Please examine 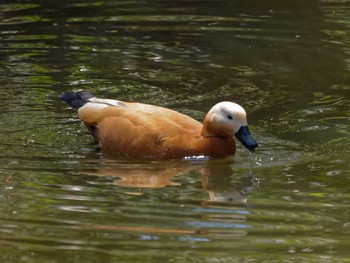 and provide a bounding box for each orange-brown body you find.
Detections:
[78,102,235,158]
[62,91,258,159]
